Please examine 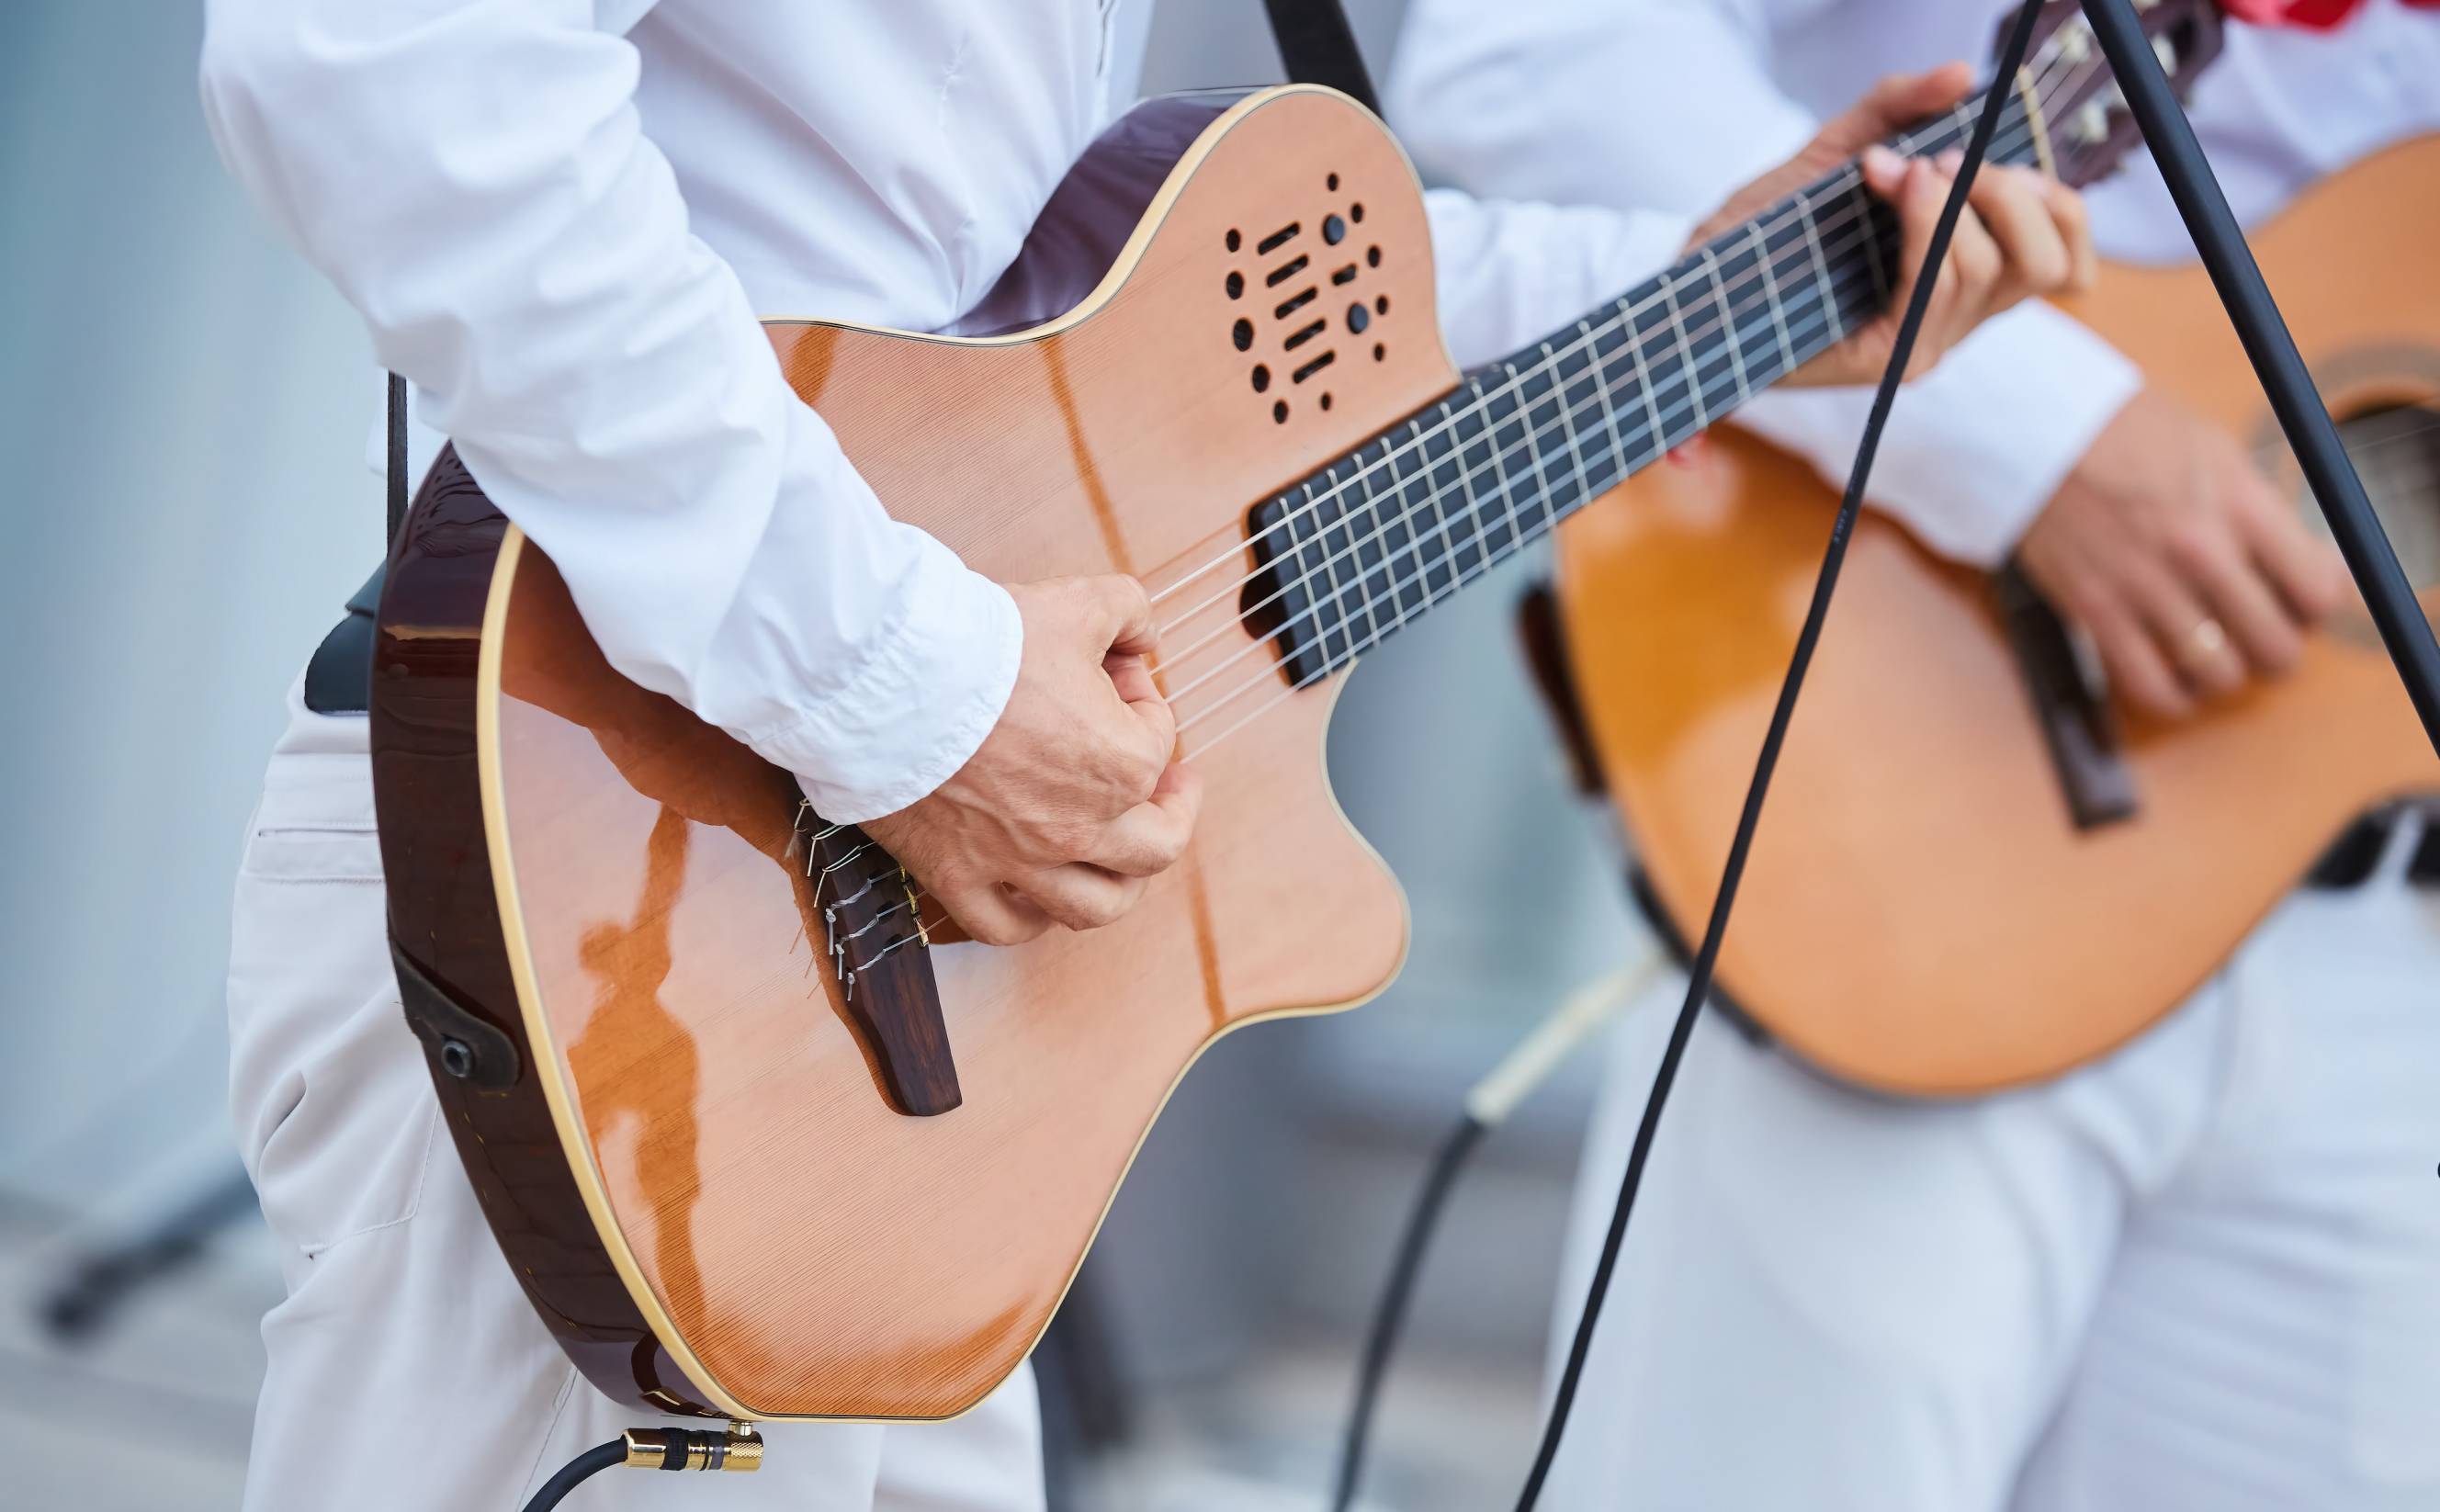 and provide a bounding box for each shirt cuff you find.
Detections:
[1733,300,2144,565]
[755,549,1023,825]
